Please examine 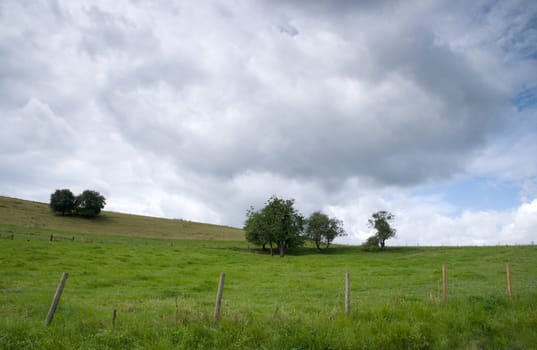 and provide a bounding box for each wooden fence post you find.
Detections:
[45,272,68,326]
[214,272,225,321]
[442,264,447,302]
[345,272,350,315]
[174,296,179,324]
[506,263,513,298]
[112,309,117,329]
